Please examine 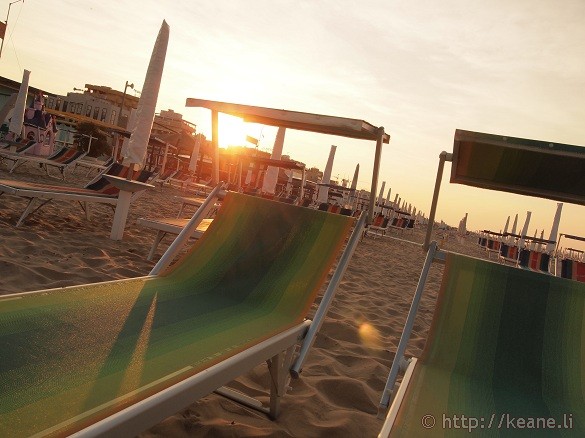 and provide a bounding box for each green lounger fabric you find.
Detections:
[452,130,585,205]
[391,253,585,437]
[0,192,354,437]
